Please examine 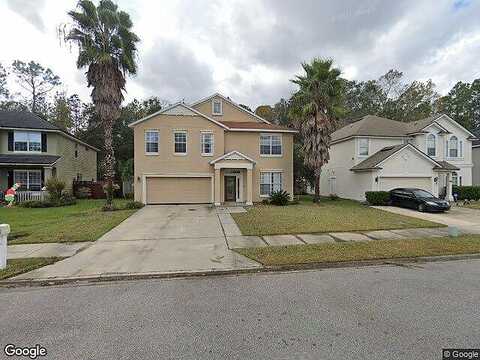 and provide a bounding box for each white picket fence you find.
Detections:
[0,191,48,203]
